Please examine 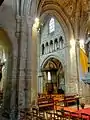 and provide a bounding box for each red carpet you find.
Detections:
[76,108,90,115]
[75,108,90,120]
